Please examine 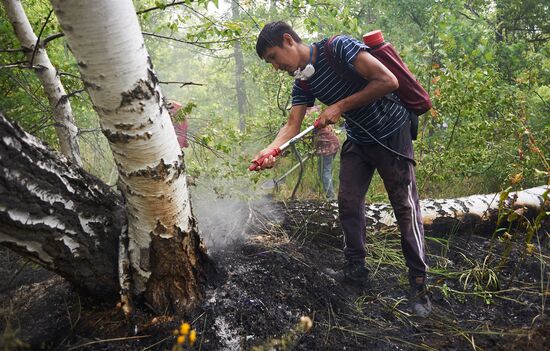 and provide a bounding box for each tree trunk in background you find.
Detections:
[50,0,207,313]
[0,113,122,300]
[232,0,248,132]
[365,186,548,234]
[2,0,82,167]
[270,0,277,16]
